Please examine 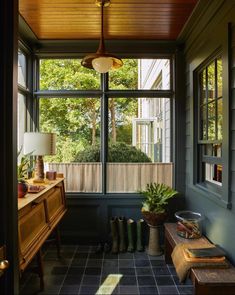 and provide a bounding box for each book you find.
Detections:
[28,185,45,193]
[186,246,226,258]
